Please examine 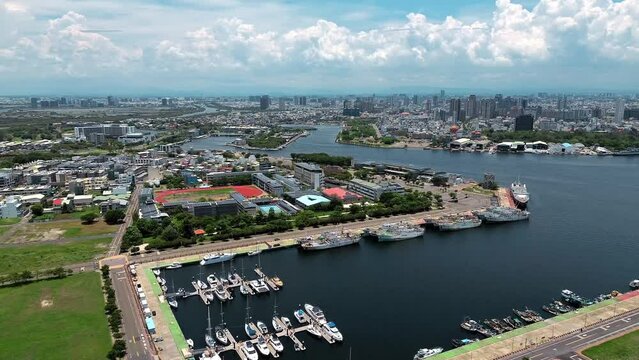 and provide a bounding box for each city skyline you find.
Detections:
[1,0,639,95]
